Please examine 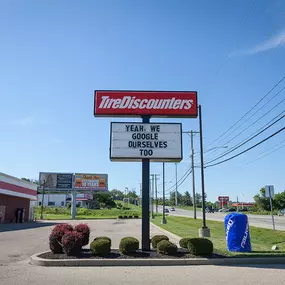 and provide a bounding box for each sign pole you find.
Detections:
[161,162,167,224]
[198,105,210,237]
[40,181,45,220]
[190,131,197,219]
[269,187,275,231]
[141,115,150,251]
